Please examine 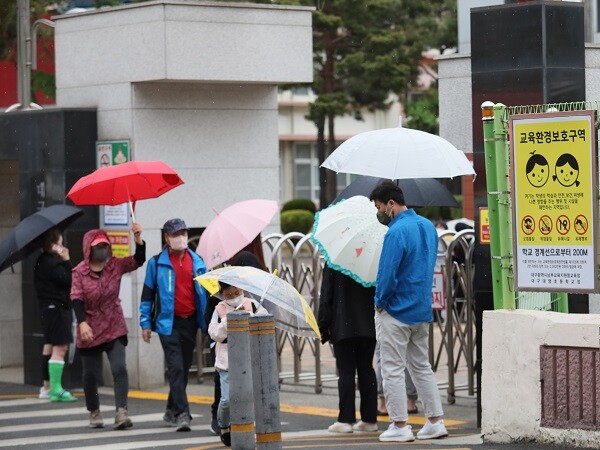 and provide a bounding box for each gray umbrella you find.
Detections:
[334,176,461,208]
[0,204,83,273]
